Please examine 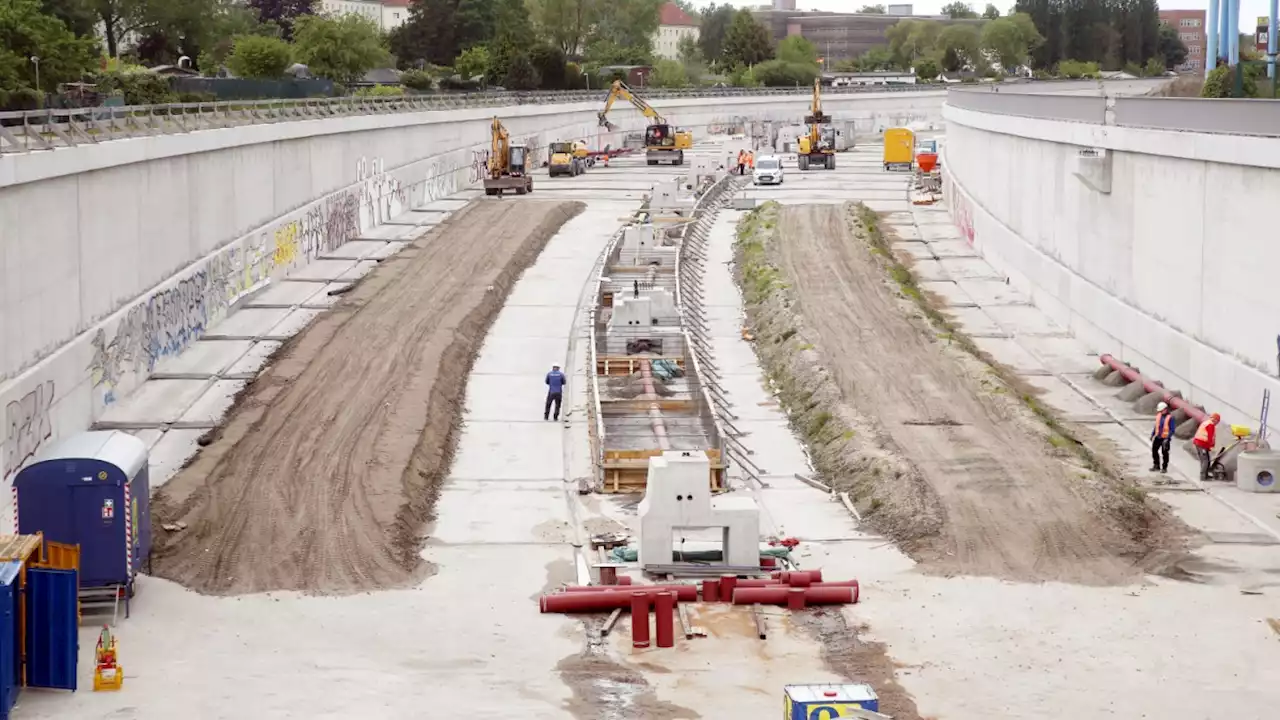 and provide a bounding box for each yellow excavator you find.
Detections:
[598,80,692,166]
[796,78,836,171]
[483,117,533,196]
